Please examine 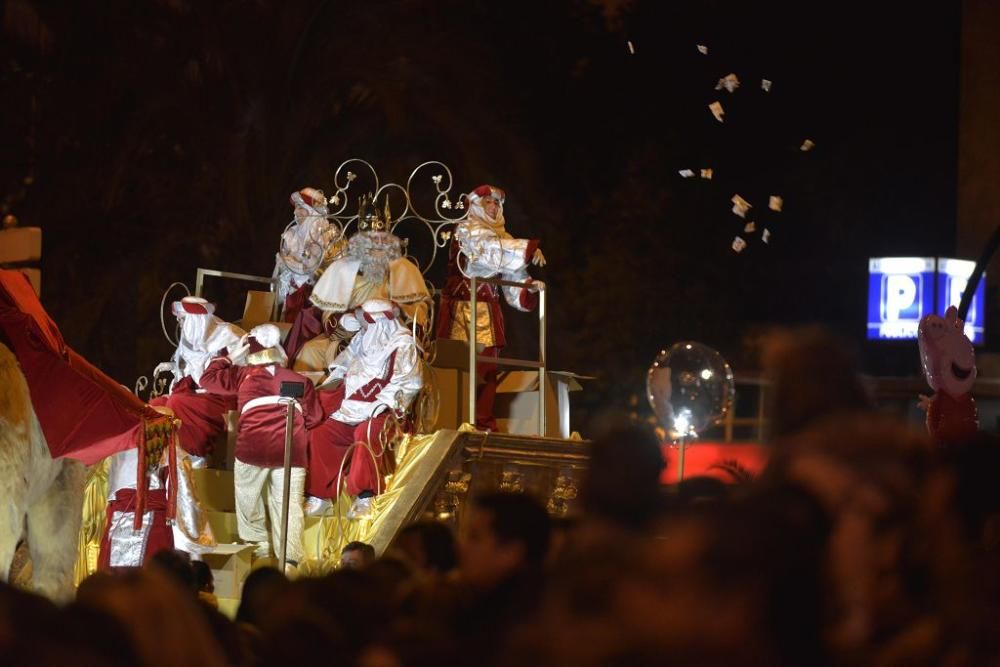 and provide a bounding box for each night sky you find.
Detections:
[0,1,962,423]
